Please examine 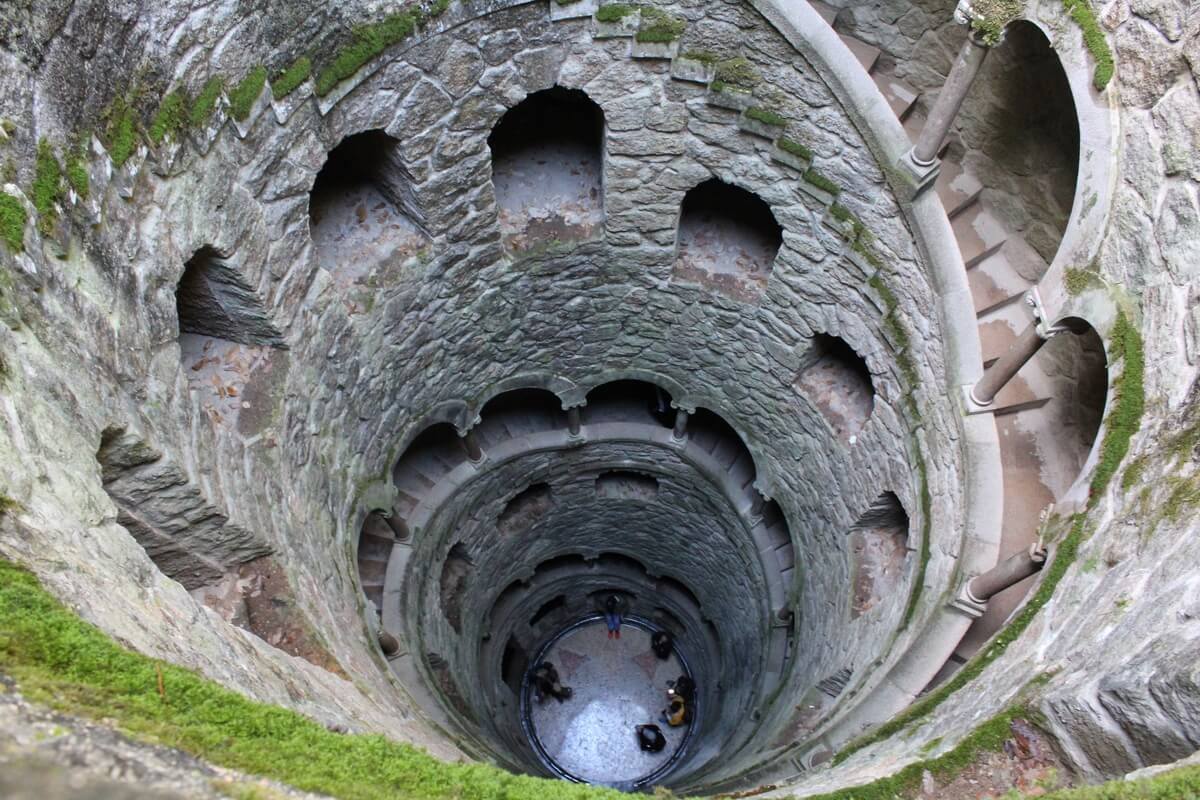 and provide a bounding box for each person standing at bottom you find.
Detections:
[635,724,666,753]
[602,593,627,639]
